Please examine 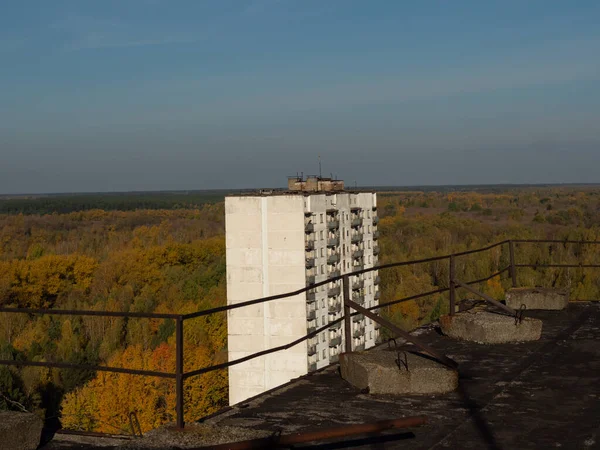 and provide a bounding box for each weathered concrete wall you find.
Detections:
[506,287,569,310]
[226,195,308,405]
[0,412,43,450]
